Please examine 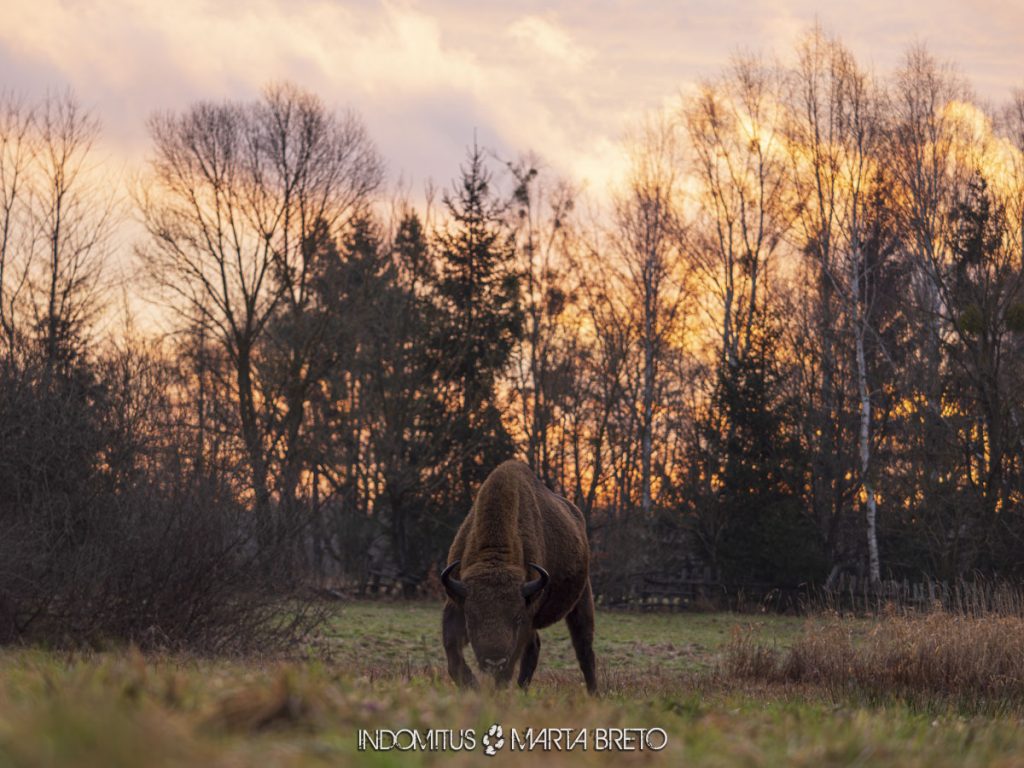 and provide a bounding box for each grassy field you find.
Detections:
[324,601,804,675]
[1,602,1024,767]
